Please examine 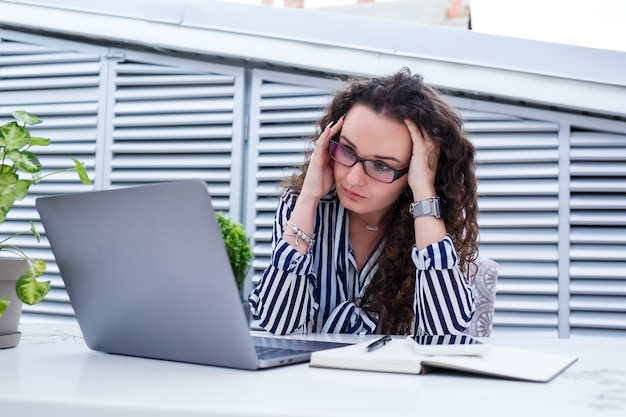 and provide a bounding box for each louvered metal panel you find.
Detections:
[0,32,100,319]
[569,130,626,335]
[106,51,245,214]
[465,108,561,336]
[245,70,337,298]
